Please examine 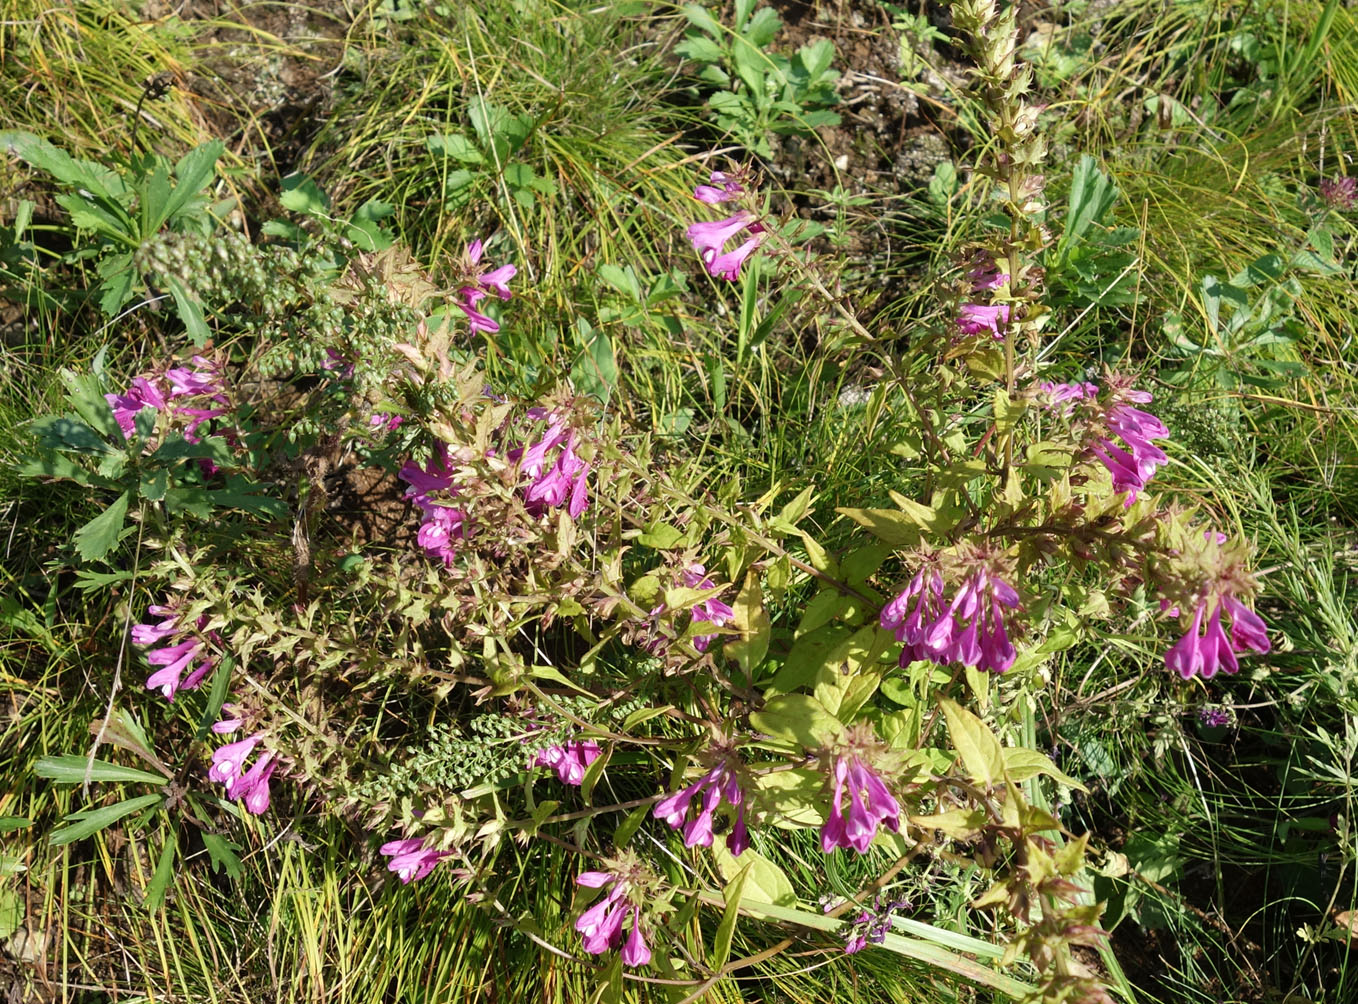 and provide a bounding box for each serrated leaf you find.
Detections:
[279,173,330,215]
[161,141,224,227]
[30,415,114,454]
[201,831,243,878]
[73,491,129,563]
[49,793,162,846]
[636,521,684,549]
